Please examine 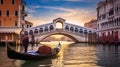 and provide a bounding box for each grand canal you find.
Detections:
[0,42,120,67]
